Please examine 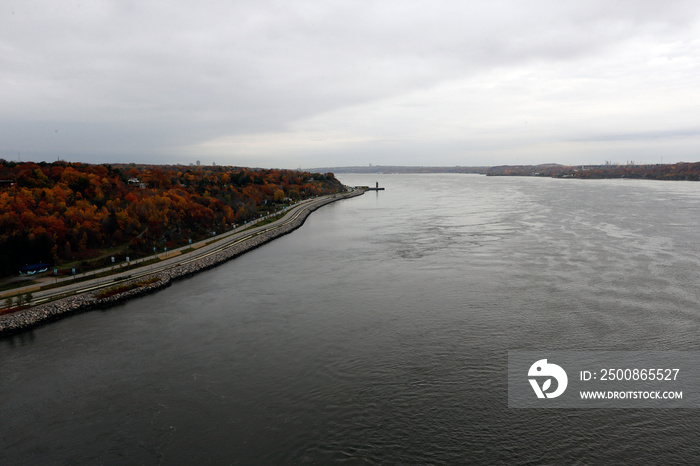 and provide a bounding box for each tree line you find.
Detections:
[486,162,700,180]
[0,161,343,277]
